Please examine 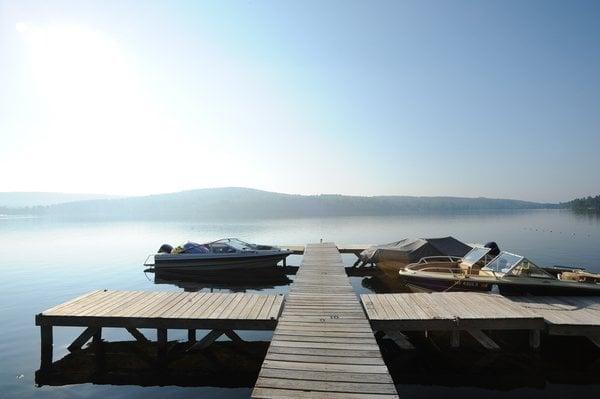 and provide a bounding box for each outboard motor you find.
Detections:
[158,244,173,254]
[484,241,500,257]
